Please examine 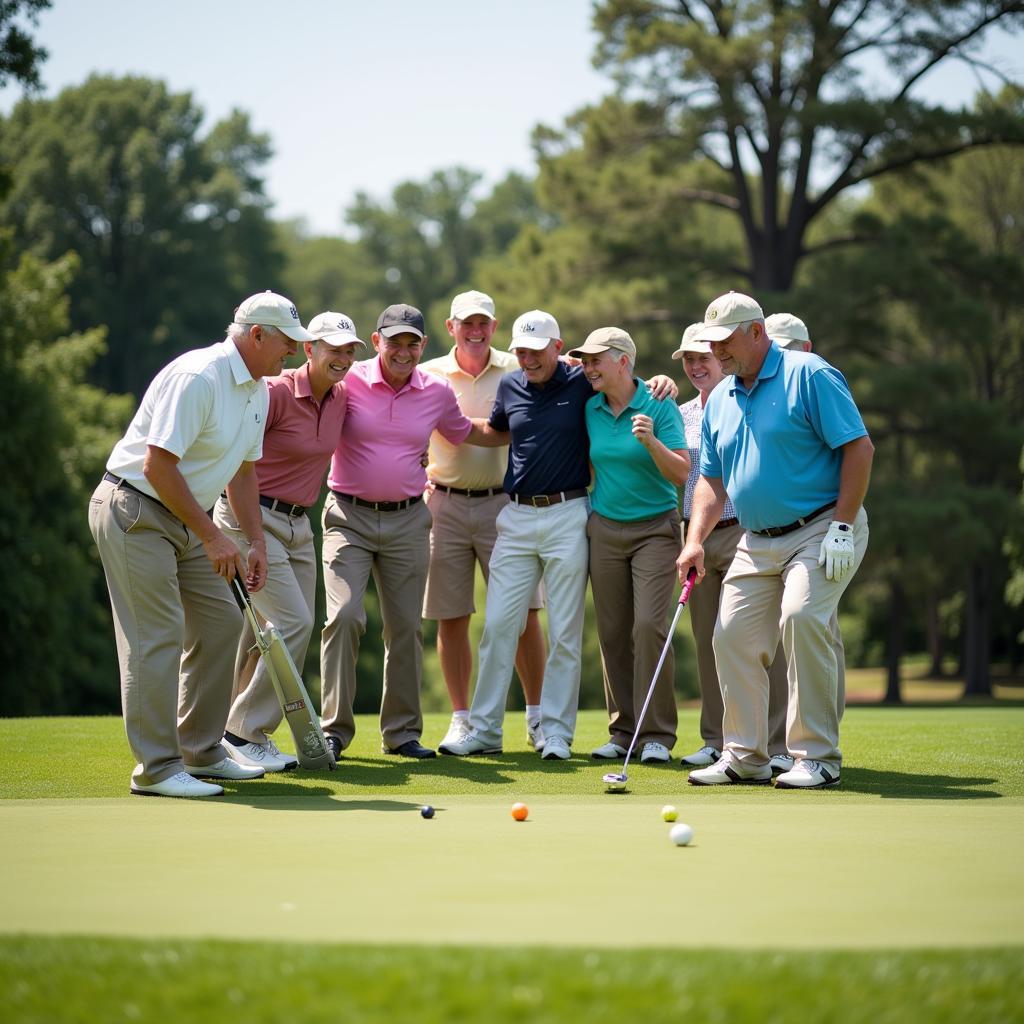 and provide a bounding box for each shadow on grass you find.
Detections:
[841,766,1001,800]
[225,794,427,812]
